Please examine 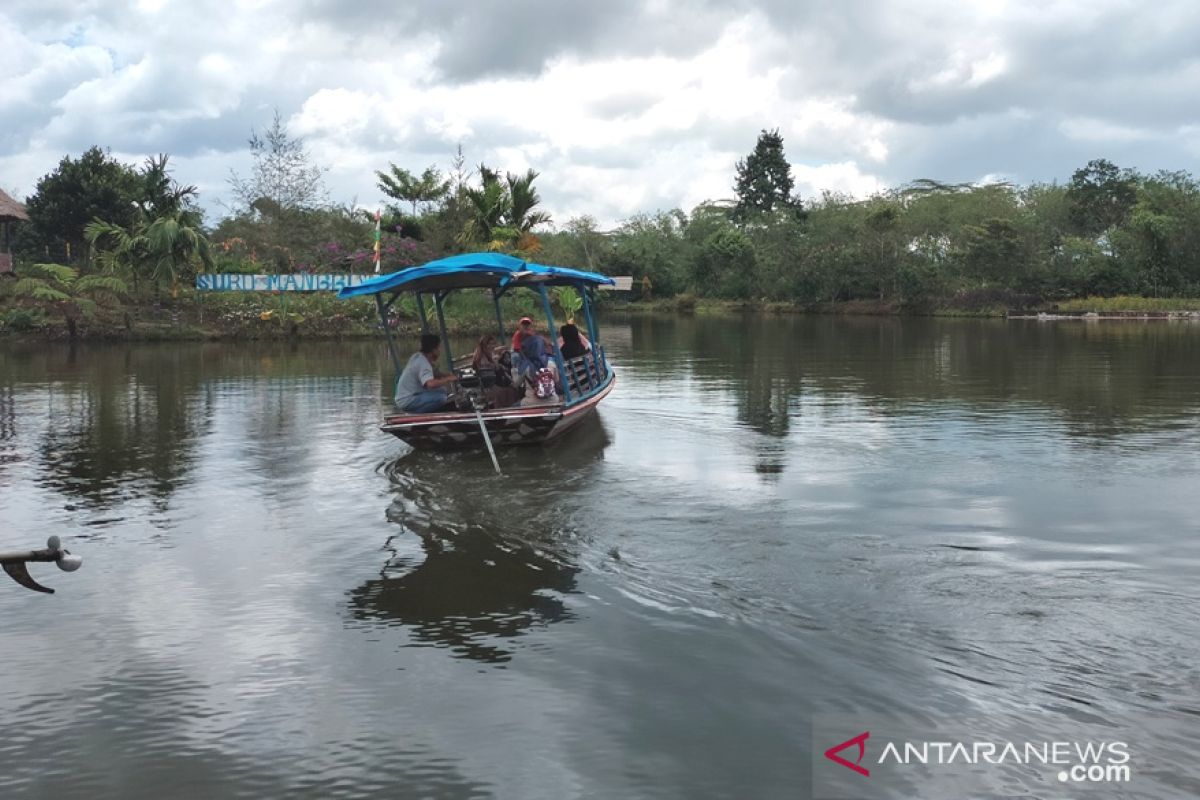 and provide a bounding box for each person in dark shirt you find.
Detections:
[559,323,588,360]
